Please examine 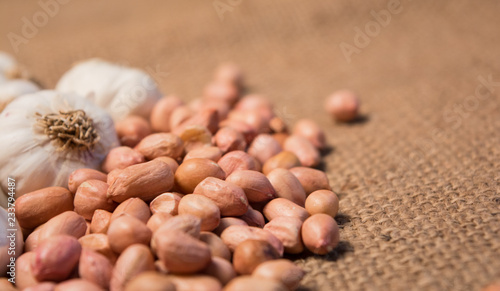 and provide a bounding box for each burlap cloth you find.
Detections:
[1,0,499,290]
